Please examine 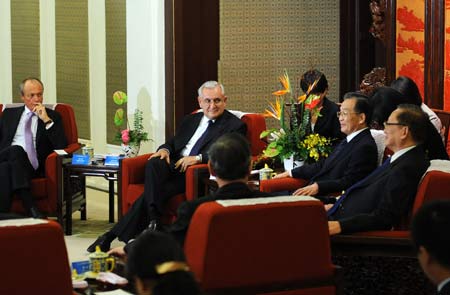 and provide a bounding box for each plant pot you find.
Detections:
[283,155,305,171]
[121,143,140,158]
